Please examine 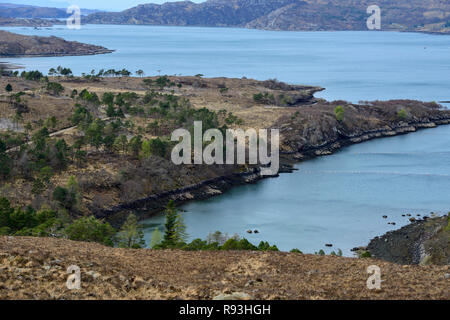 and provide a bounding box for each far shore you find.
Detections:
[0,62,23,70]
